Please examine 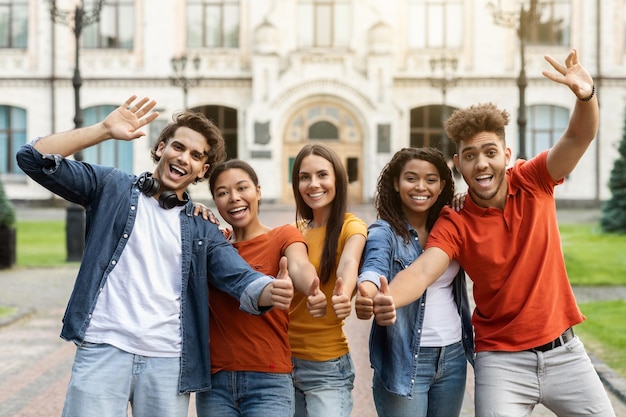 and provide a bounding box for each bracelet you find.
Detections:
[579,85,595,102]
